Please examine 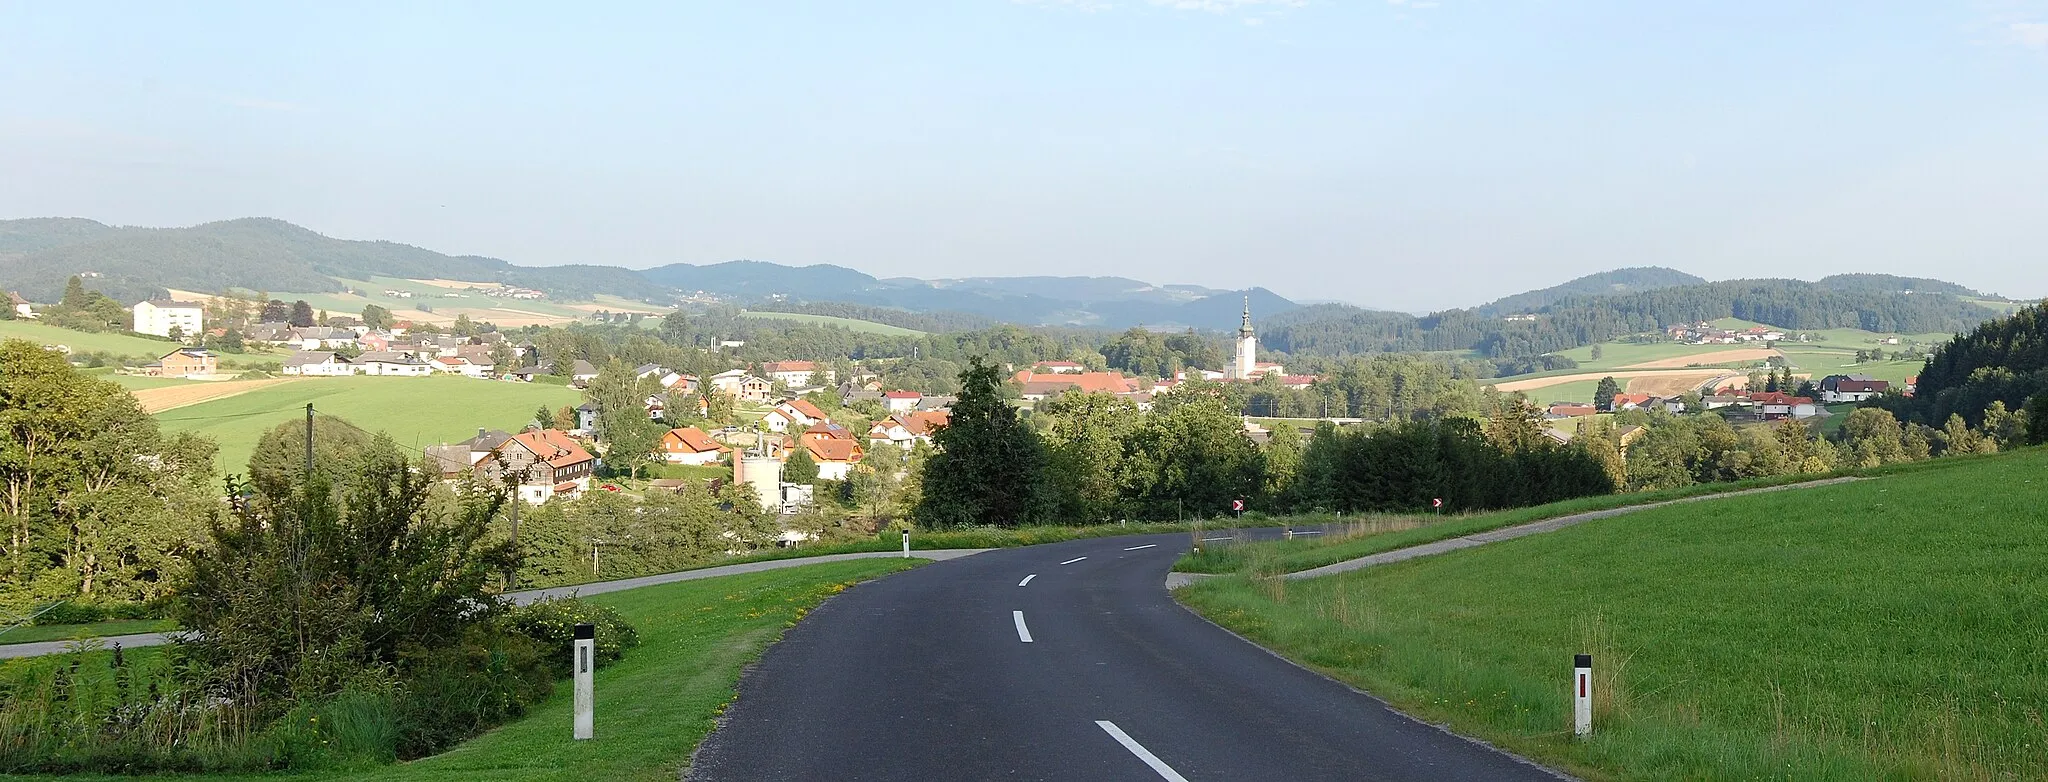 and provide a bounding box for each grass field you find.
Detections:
[0,558,924,781]
[1177,449,2048,780]
[155,375,582,475]
[1549,340,1762,369]
[736,310,924,336]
